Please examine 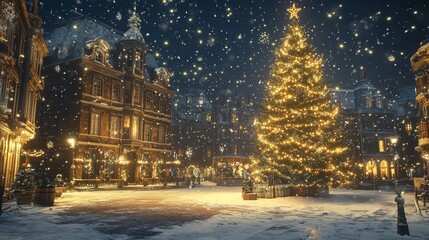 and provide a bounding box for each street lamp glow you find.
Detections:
[67,138,76,148]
